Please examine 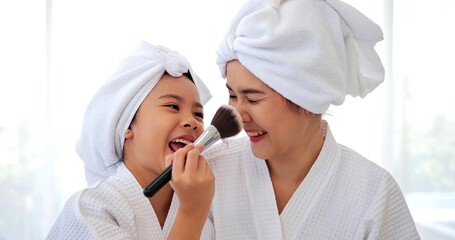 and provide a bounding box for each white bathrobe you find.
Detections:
[46,163,214,240]
[204,128,420,239]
